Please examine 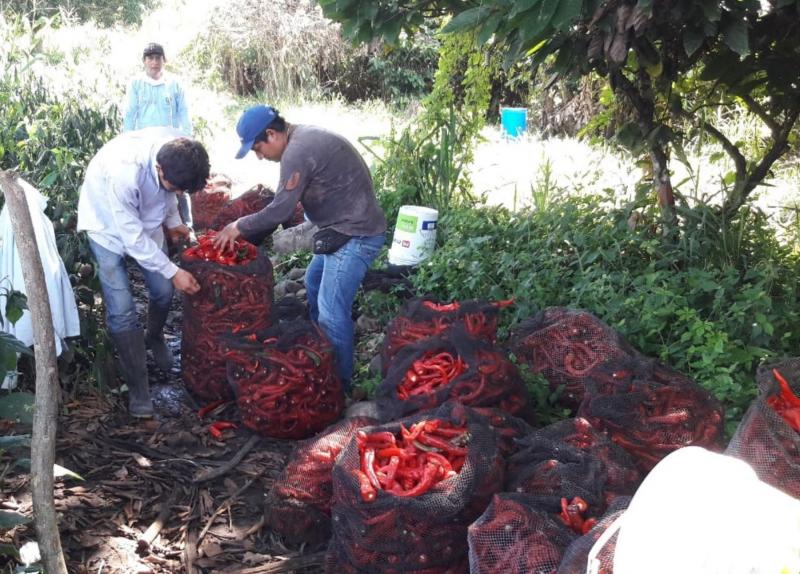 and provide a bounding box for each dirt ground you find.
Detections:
[0,268,359,574]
